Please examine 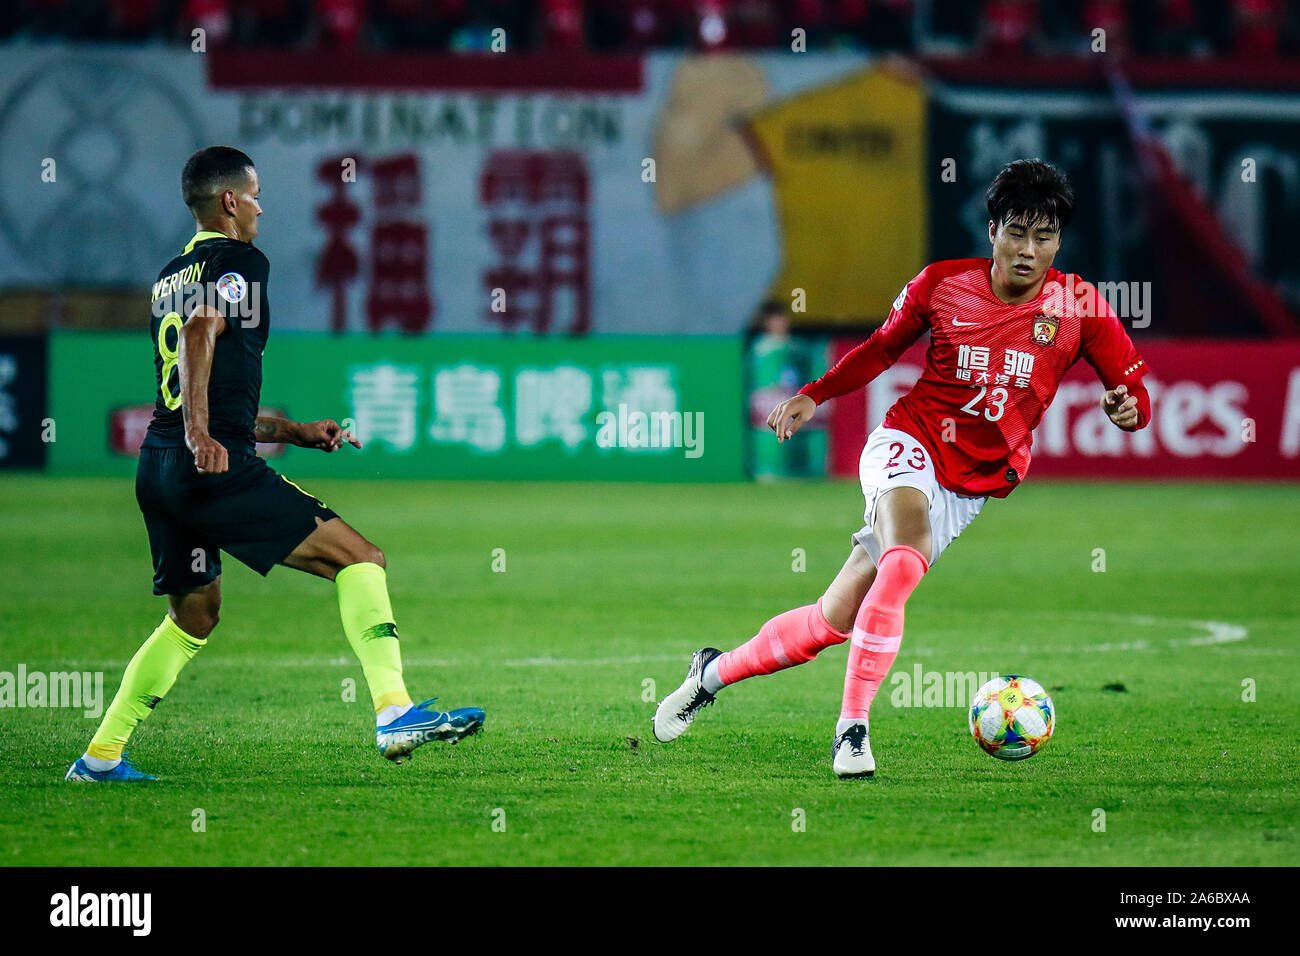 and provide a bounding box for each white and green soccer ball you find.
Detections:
[968,675,1055,761]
